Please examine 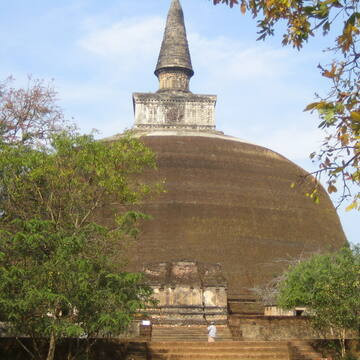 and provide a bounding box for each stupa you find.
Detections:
[108,0,346,306]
